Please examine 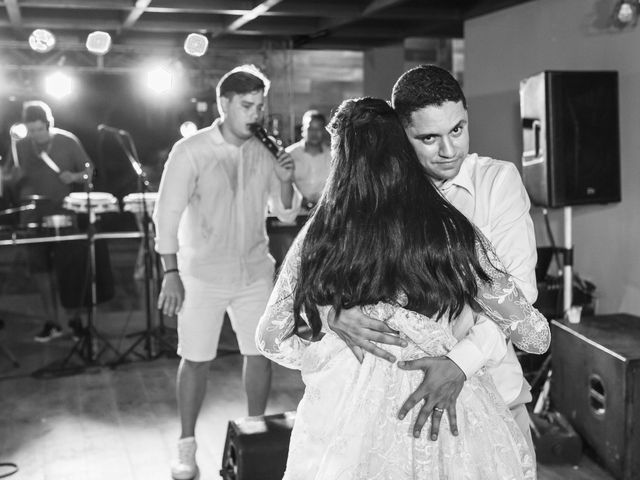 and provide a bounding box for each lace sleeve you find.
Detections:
[474,233,551,354]
[255,224,311,369]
